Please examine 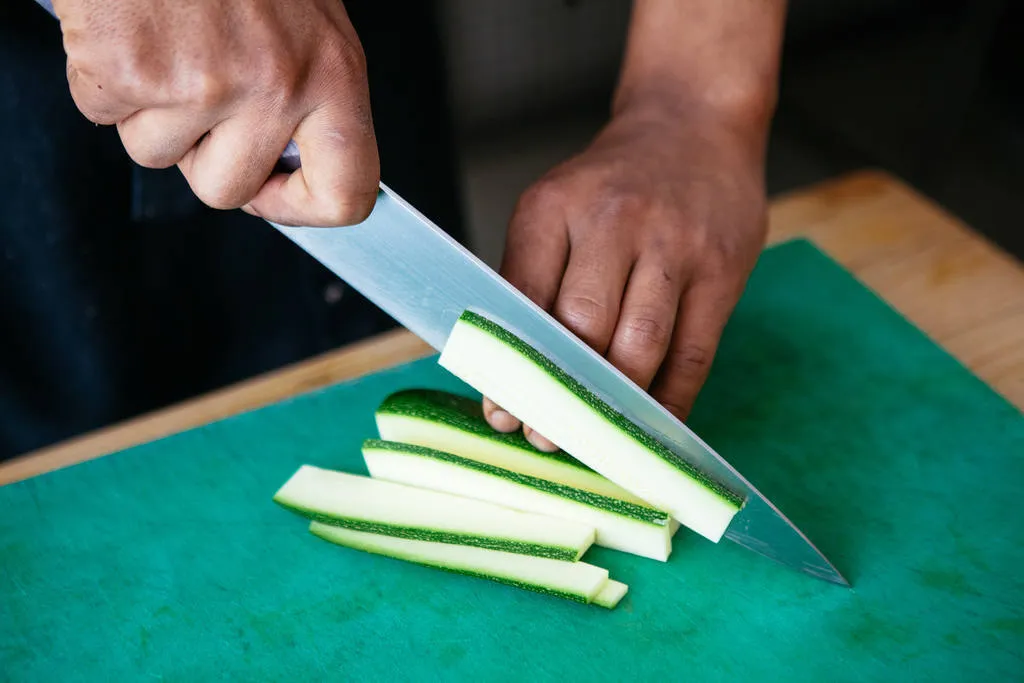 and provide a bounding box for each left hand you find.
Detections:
[483,103,768,450]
